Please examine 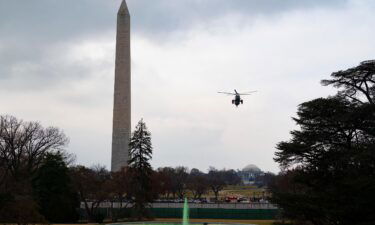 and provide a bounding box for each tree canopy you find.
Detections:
[0,115,71,223]
[33,152,79,223]
[272,60,375,225]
